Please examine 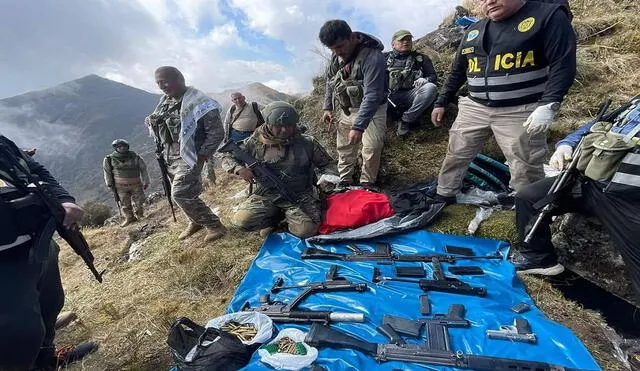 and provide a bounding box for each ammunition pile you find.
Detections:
[221,321,257,342]
[261,337,308,355]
